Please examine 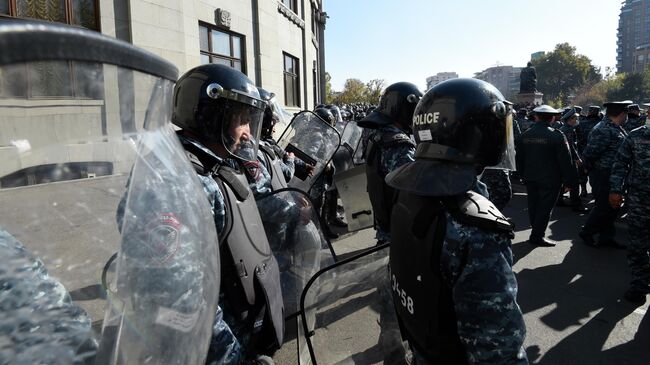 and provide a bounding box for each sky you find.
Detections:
[324,0,622,91]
